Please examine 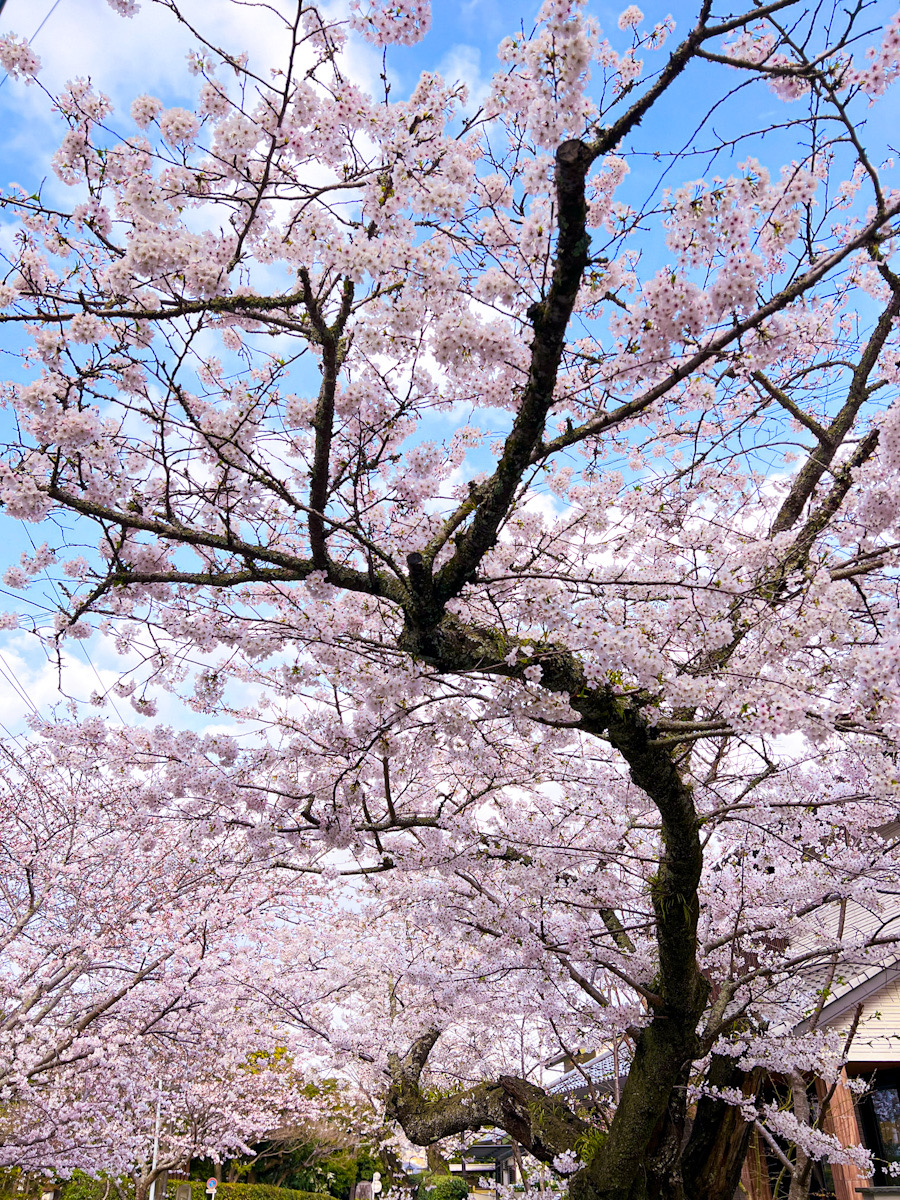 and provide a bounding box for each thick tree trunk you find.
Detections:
[425,1146,450,1174]
[386,637,713,1200]
[387,1023,759,1200]
[787,1070,812,1200]
[387,75,737,1200]
[680,1057,762,1200]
